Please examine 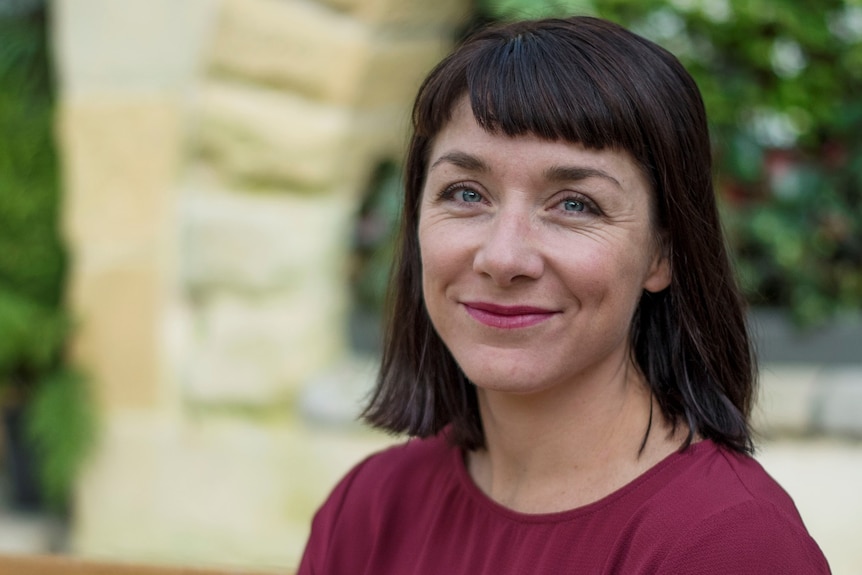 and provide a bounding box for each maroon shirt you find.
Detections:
[299,434,830,574]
